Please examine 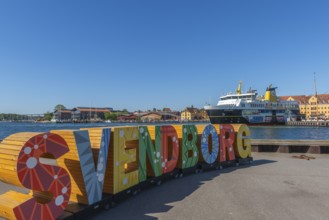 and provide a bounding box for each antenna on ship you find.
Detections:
[236,80,242,95]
